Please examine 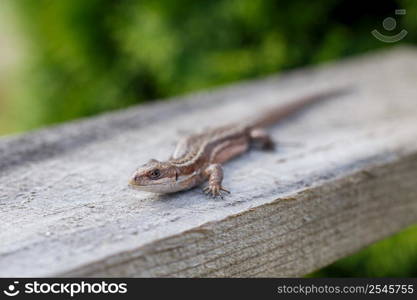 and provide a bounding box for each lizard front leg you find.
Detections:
[203,164,230,198]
